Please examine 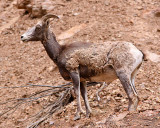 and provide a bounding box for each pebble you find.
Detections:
[115,97,121,100]
[145,50,160,63]
[155,97,160,103]
[107,95,111,101]
[137,6,143,10]
[140,84,145,89]
[140,110,158,117]
[112,89,121,95]
[91,101,98,107]
[46,80,51,84]
[154,10,160,17]
[142,95,149,100]
[48,66,55,72]
[49,121,54,125]
[73,13,79,16]
[121,99,126,102]
[105,1,109,6]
